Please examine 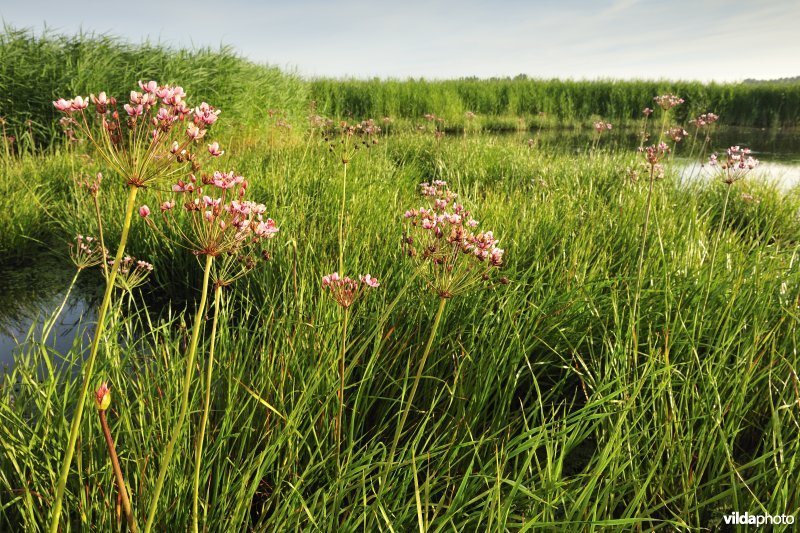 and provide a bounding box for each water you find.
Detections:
[522,125,800,187]
[0,257,98,371]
